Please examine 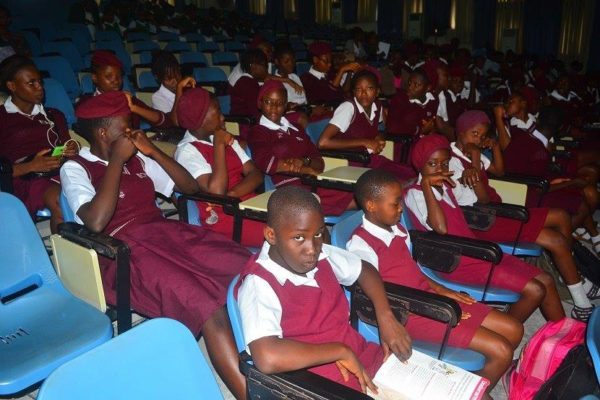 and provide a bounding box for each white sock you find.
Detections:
[568,282,593,308]
[582,277,595,293]
[592,234,600,244]
[574,228,591,240]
